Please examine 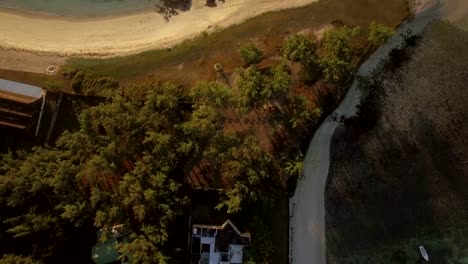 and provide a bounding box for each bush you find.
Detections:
[62,66,79,79]
[239,42,264,66]
[320,26,360,84]
[71,71,85,93]
[322,26,360,61]
[282,34,317,63]
[71,71,119,96]
[45,78,63,92]
[368,22,395,47]
[81,77,119,96]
